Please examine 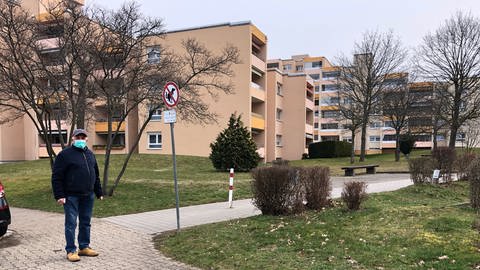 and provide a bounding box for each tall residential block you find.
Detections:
[141,22,268,159]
